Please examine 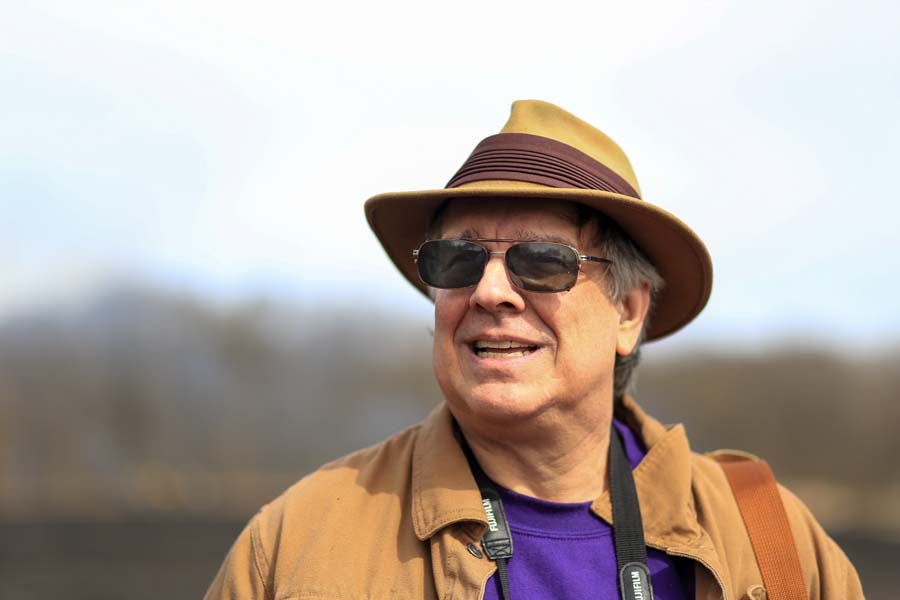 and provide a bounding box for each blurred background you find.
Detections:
[1,1,898,598]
